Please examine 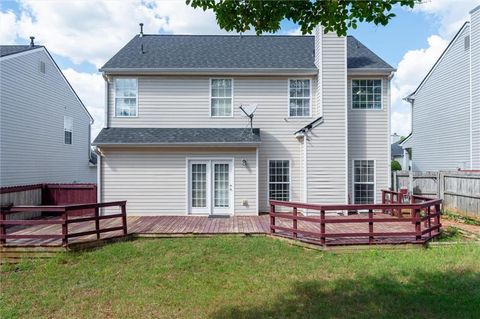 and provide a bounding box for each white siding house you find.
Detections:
[94,27,394,216]
[0,44,95,187]
[402,6,480,171]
